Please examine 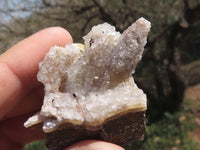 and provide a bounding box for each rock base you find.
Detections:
[46,111,145,150]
